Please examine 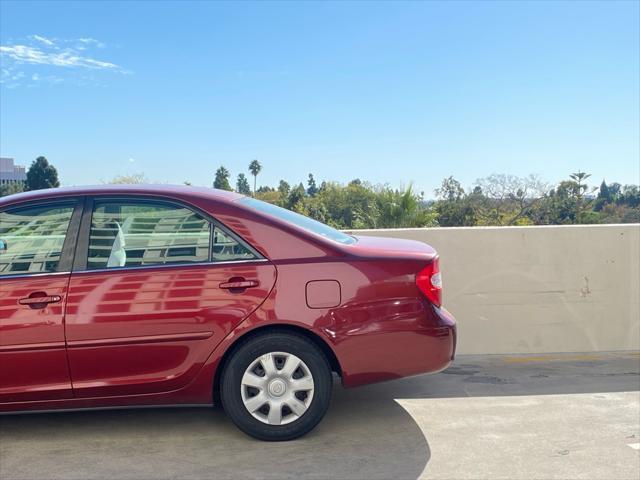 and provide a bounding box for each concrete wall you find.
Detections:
[351,224,640,355]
